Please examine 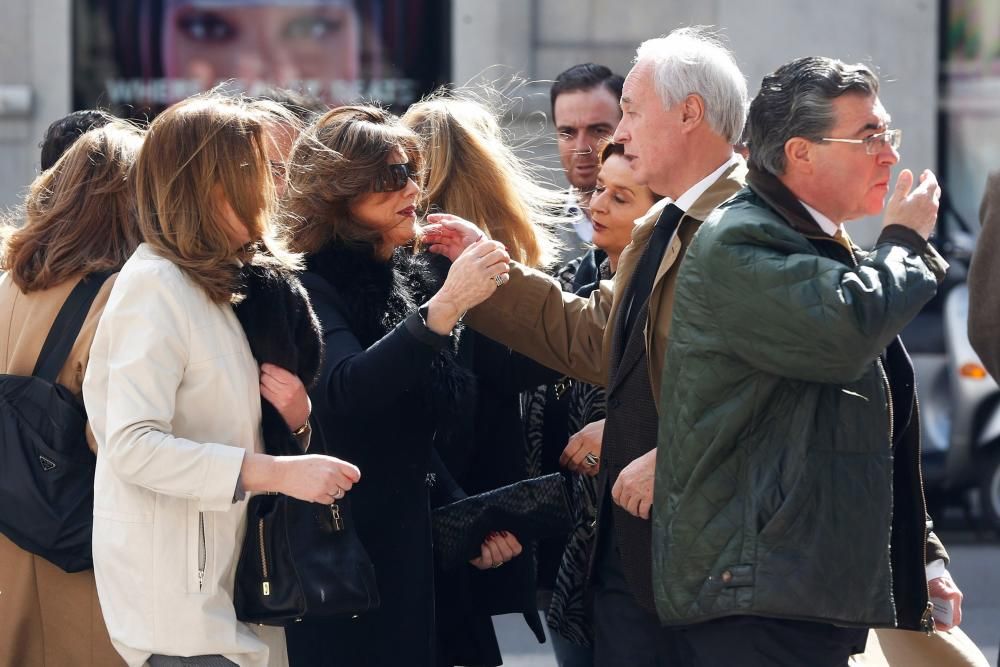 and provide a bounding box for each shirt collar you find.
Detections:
[670,153,740,213]
[798,200,844,237]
